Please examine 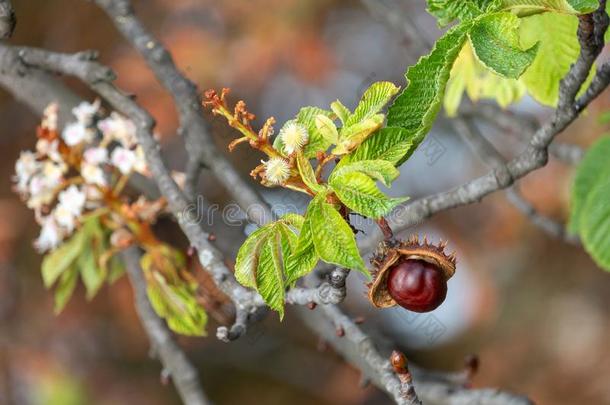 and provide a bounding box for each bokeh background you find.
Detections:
[1,0,610,404]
